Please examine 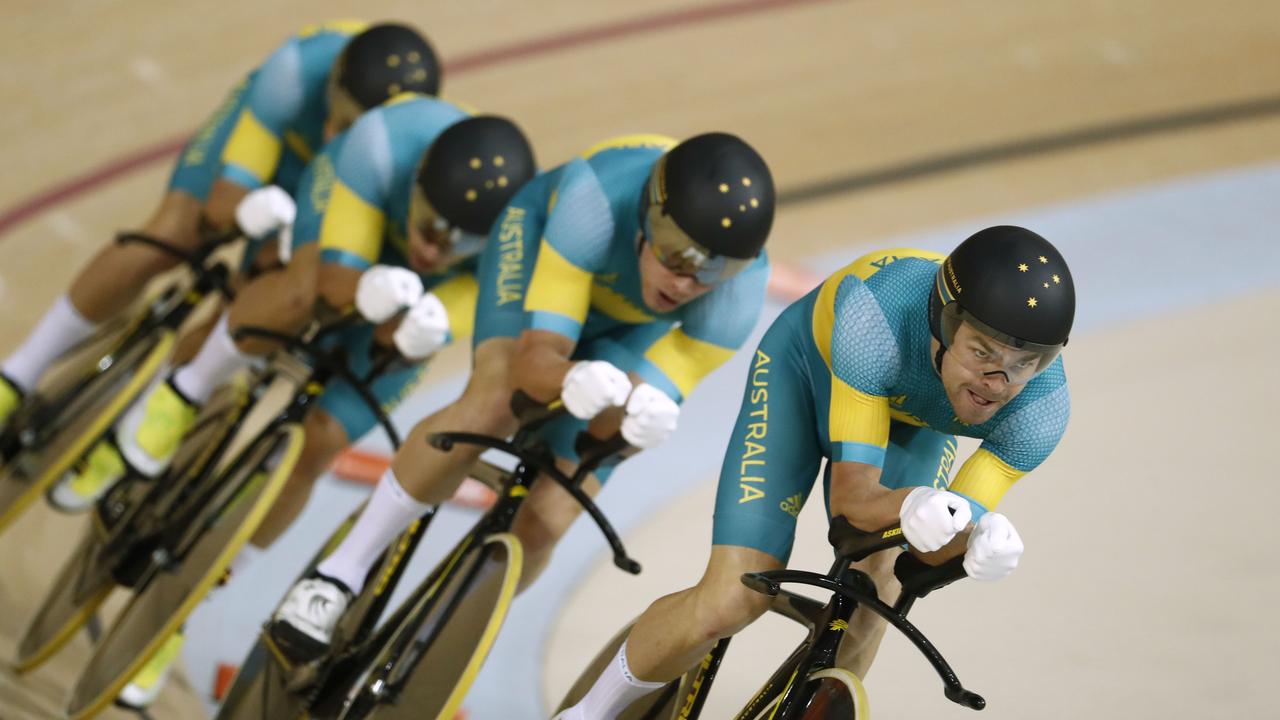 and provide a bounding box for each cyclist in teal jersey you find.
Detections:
[269,132,779,660]
[0,21,440,430]
[560,226,1075,719]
